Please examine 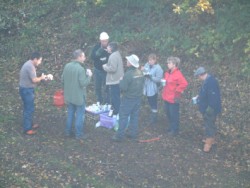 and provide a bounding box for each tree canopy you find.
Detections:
[0,0,249,74]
